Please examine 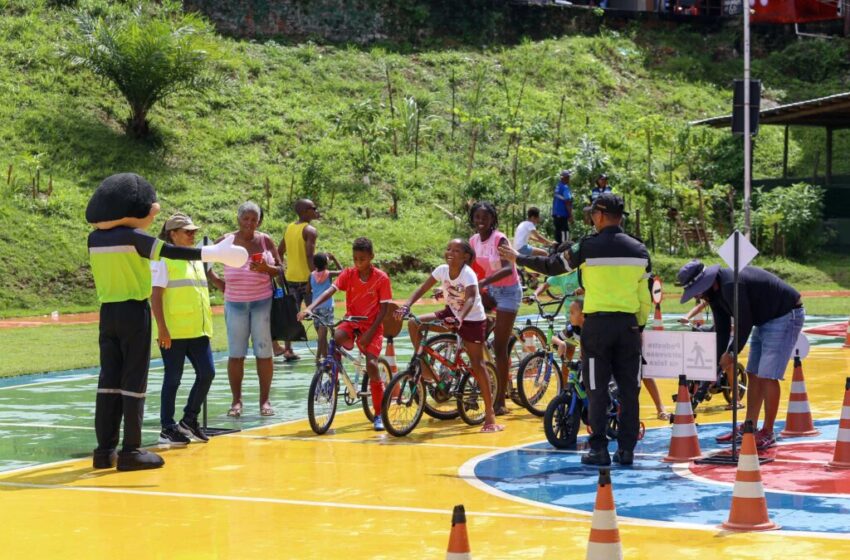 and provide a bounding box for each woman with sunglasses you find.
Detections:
[151,213,216,446]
